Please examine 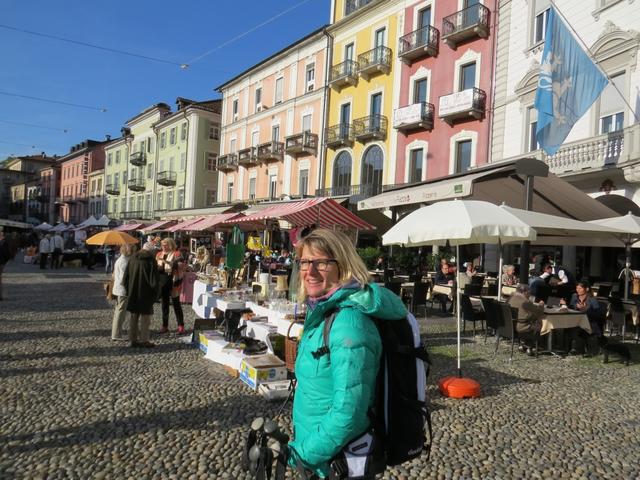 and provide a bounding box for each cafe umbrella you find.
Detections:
[382,199,536,398]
